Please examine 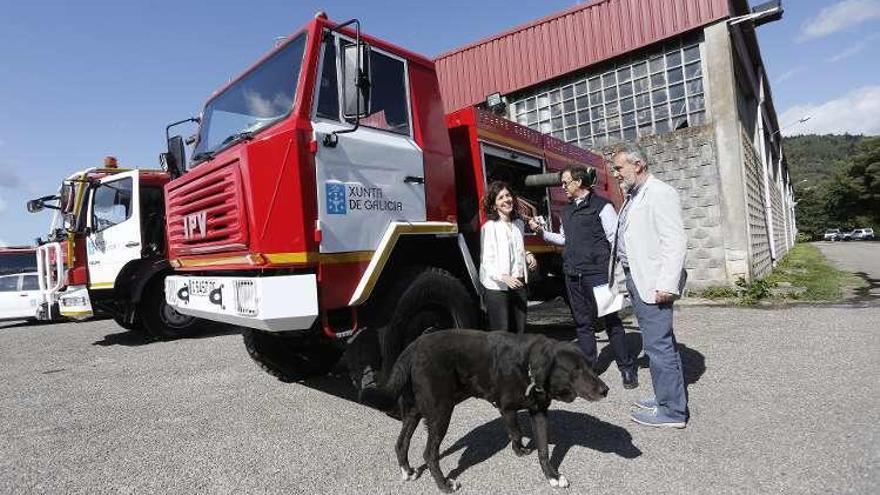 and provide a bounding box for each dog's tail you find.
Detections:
[359,342,415,411]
